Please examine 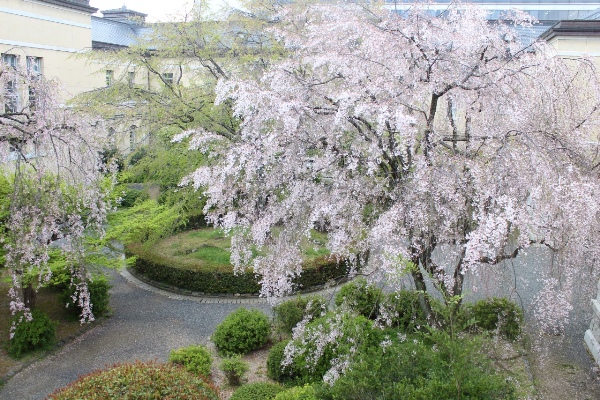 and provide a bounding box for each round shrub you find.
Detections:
[267,340,300,383]
[212,308,271,355]
[284,312,382,384]
[273,295,326,335]
[221,354,249,386]
[230,382,284,400]
[334,278,383,319]
[169,344,212,377]
[379,290,428,332]
[274,384,318,400]
[60,274,111,318]
[47,361,219,400]
[8,309,57,358]
[471,297,523,340]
